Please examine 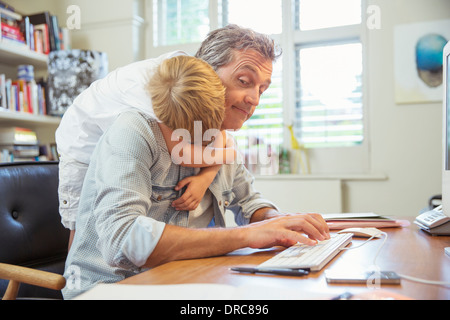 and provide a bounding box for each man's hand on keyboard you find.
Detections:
[245,212,330,249]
